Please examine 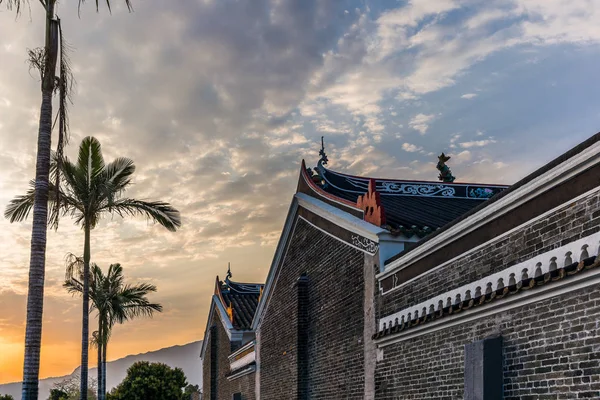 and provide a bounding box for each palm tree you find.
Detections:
[64,262,162,400]
[0,1,133,399]
[5,136,180,400]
